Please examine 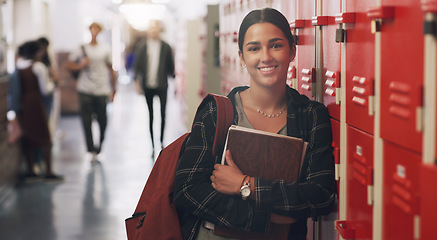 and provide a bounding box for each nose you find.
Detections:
[260,48,273,63]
